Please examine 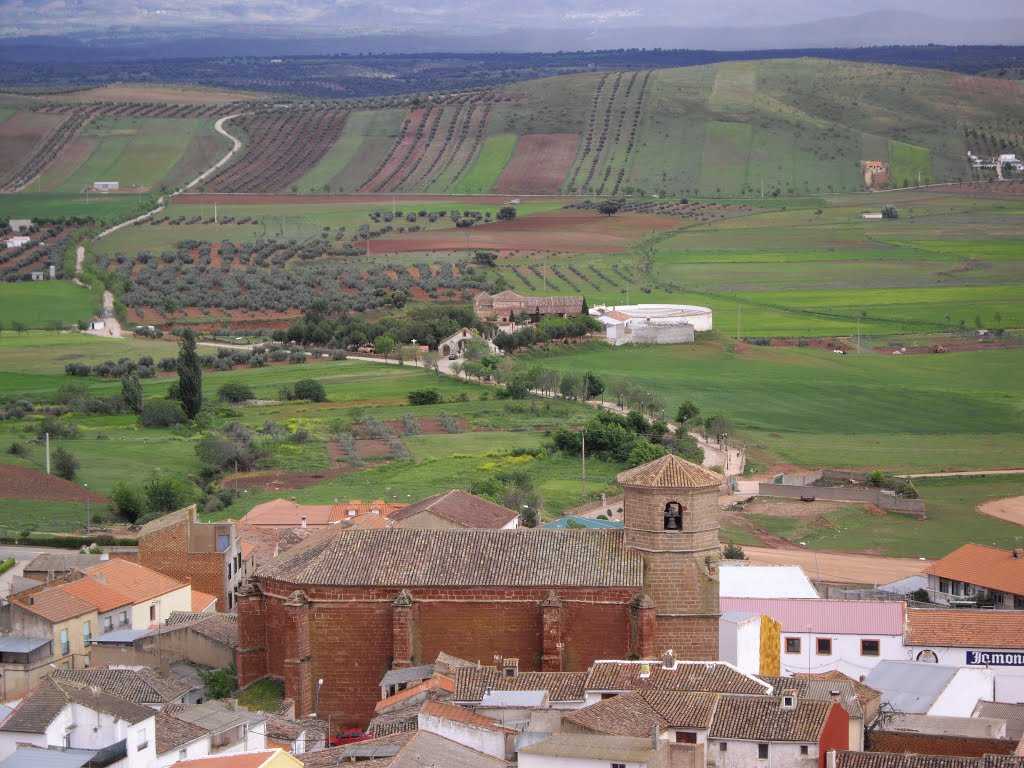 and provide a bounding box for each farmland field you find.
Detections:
[454,133,518,194]
[0,282,99,329]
